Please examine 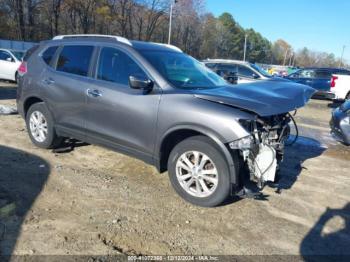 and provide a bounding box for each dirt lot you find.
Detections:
[0,81,349,257]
